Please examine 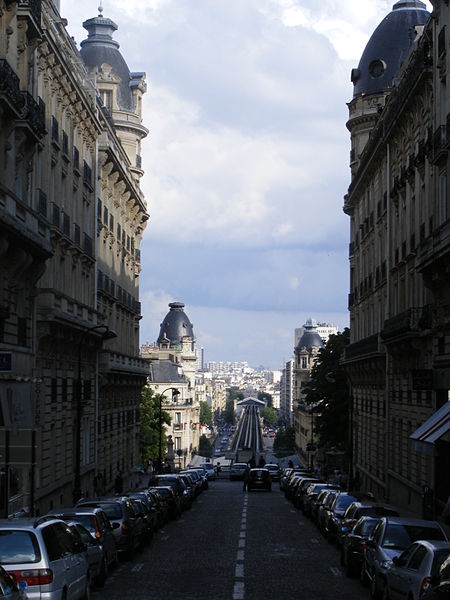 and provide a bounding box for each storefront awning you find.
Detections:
[410,401,450,456]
